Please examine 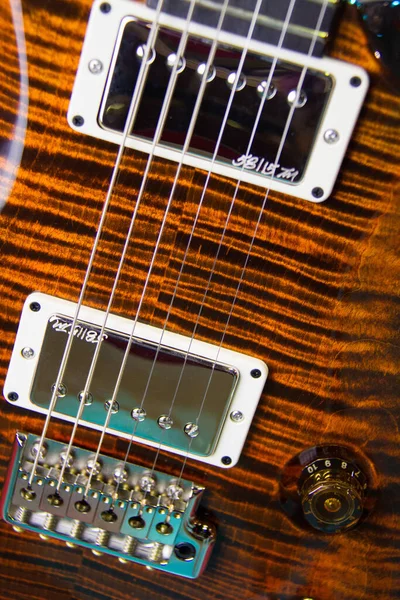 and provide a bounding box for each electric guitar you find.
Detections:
[0,0,399,598]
